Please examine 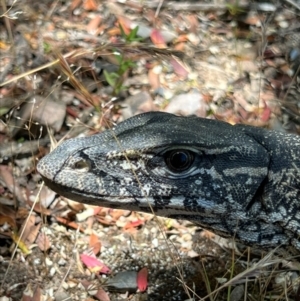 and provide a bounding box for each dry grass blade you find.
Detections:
[202,250,288,301]
[0,59,60,87]
[55,51,101,111]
